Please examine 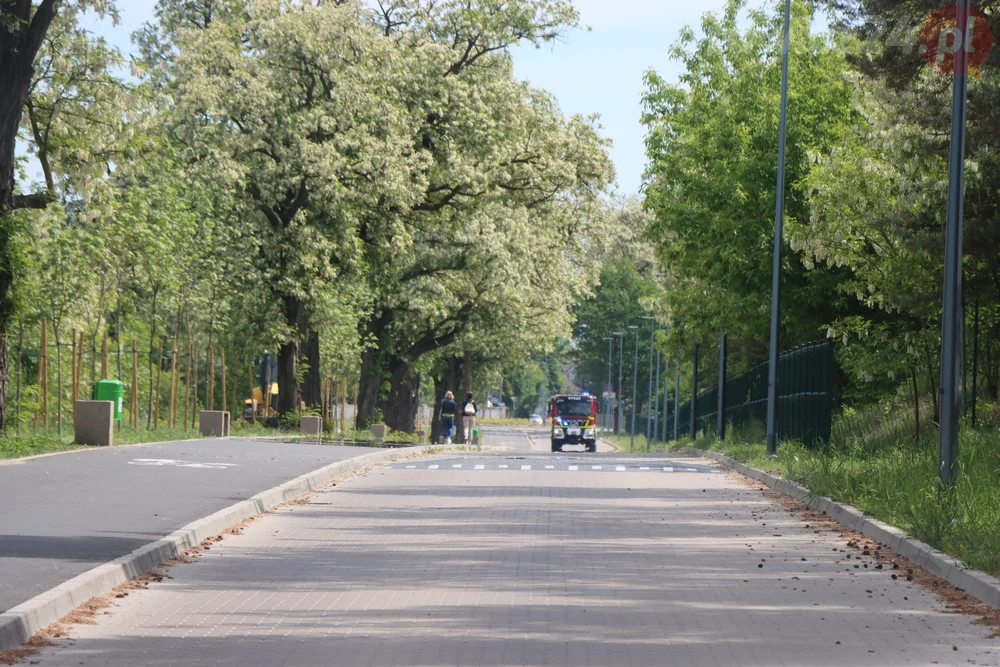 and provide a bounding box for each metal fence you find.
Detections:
[662,339,834,448]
